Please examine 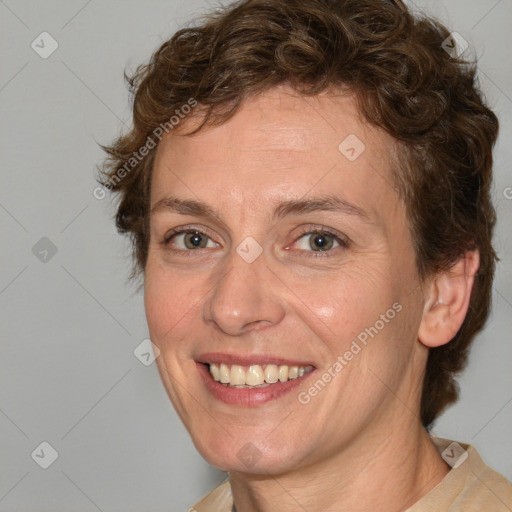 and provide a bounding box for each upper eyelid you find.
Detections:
[164,225,217,242]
